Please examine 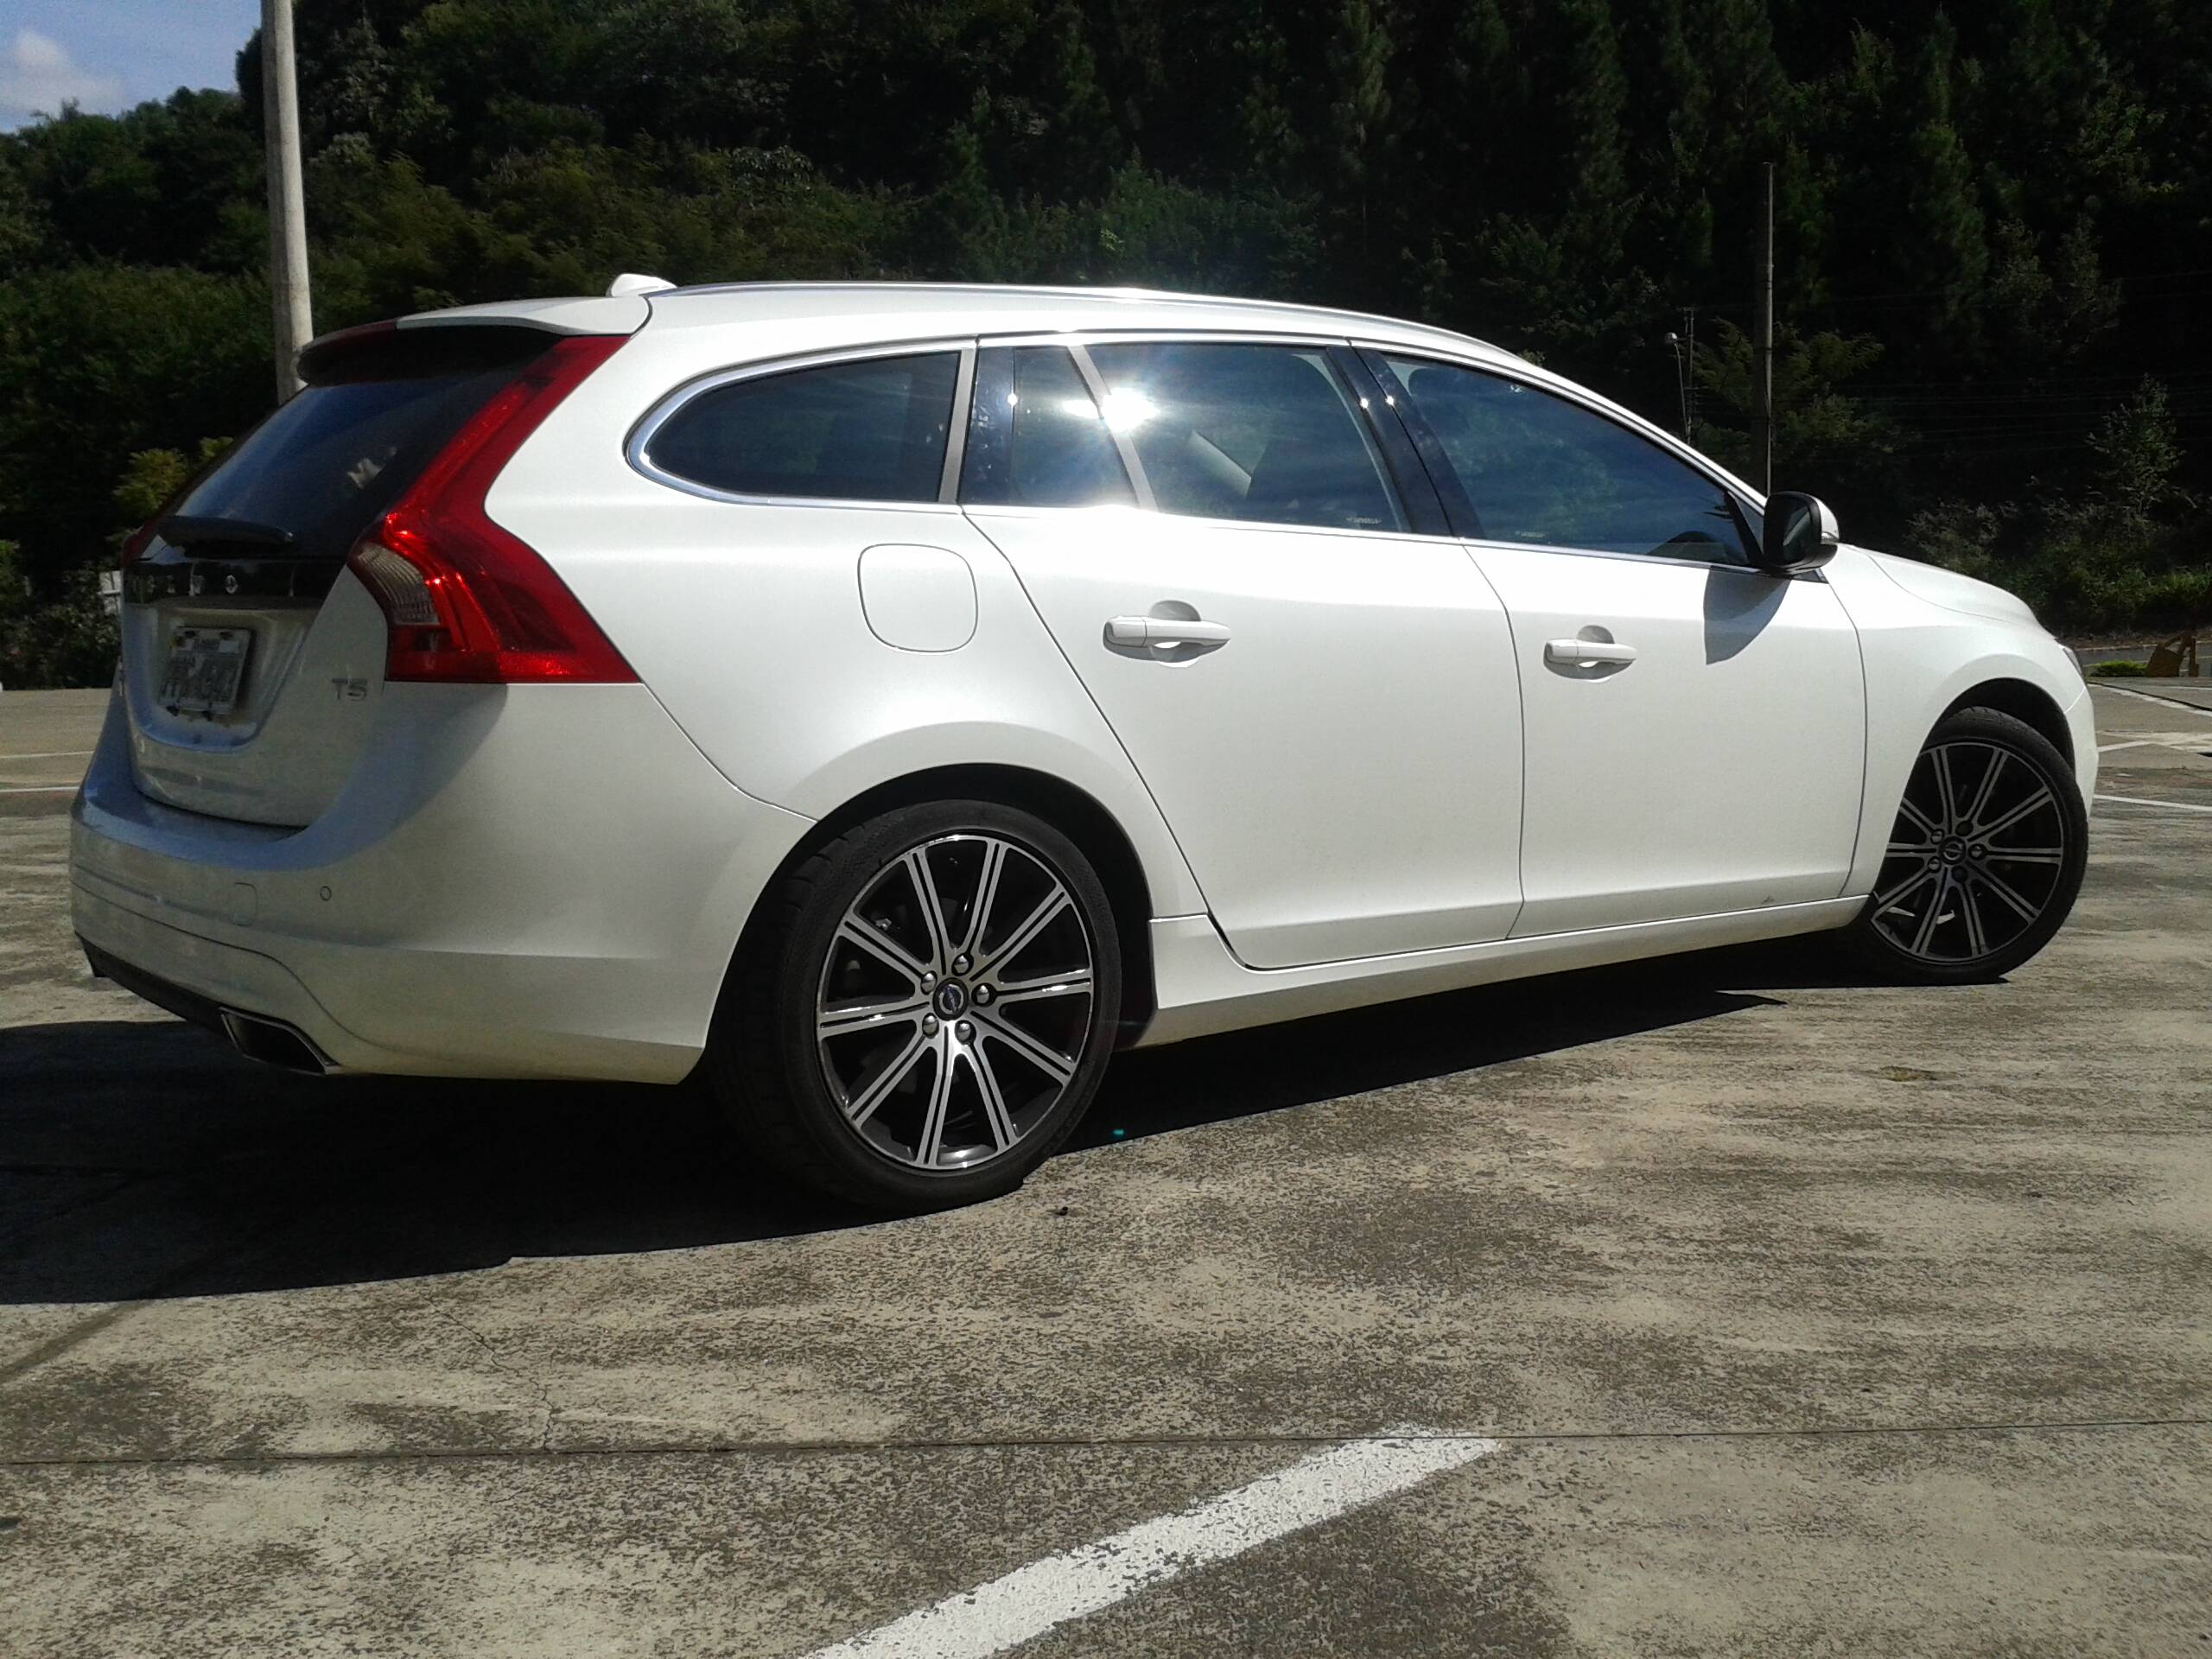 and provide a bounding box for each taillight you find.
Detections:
[345,333,636,683]
[120,518,159,568]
